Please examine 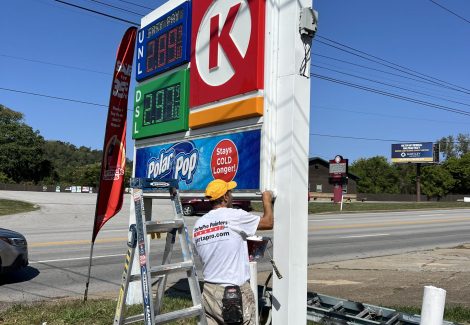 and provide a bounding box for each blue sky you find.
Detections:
[1,0,469,163]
